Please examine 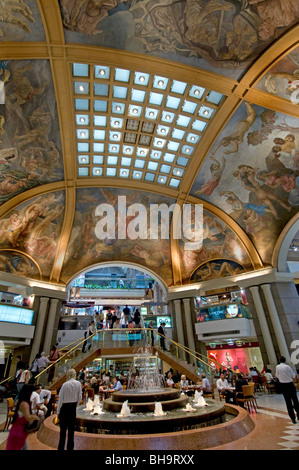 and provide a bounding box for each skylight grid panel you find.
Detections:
[73,63,89,77]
